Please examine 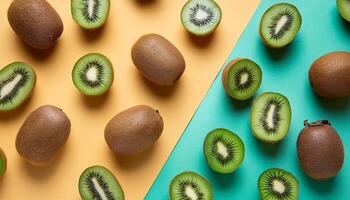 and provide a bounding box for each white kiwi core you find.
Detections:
[86,67,98,82]
[91,177,108,200]
[274,15,288,35]
[185,186,198,200]
[272,179,286,194]
[266,104,276,129]
[0,74,22,100]
[216,141,228,158]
